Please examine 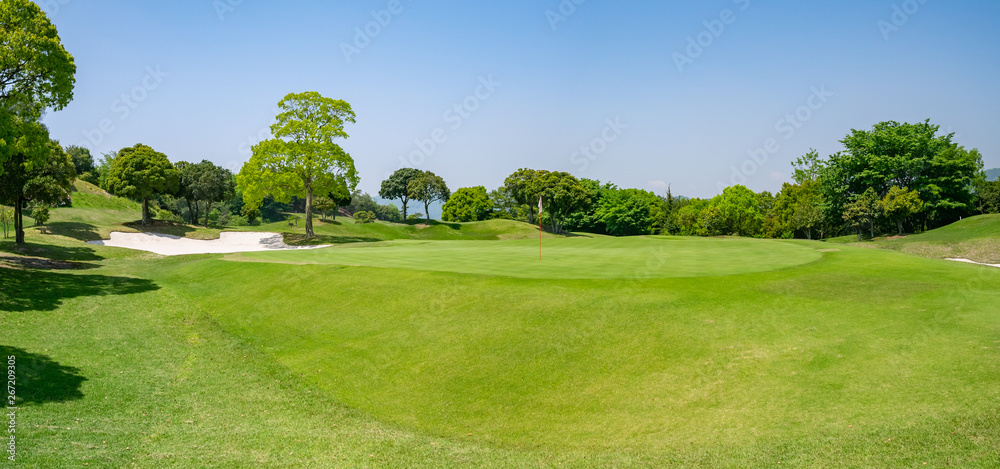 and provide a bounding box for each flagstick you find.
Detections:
[538,216,542,261]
